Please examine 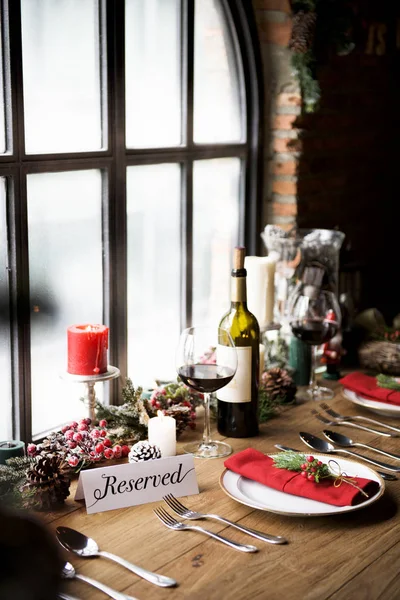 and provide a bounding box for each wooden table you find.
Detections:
[48,385,400,600]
